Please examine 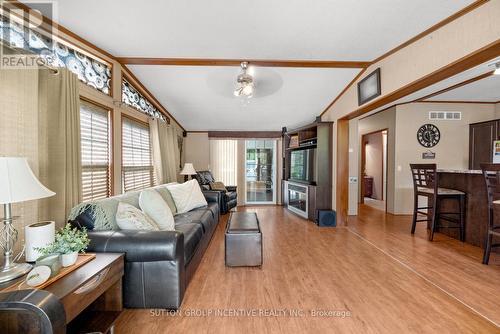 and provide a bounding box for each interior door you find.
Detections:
[469,121,497,170]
